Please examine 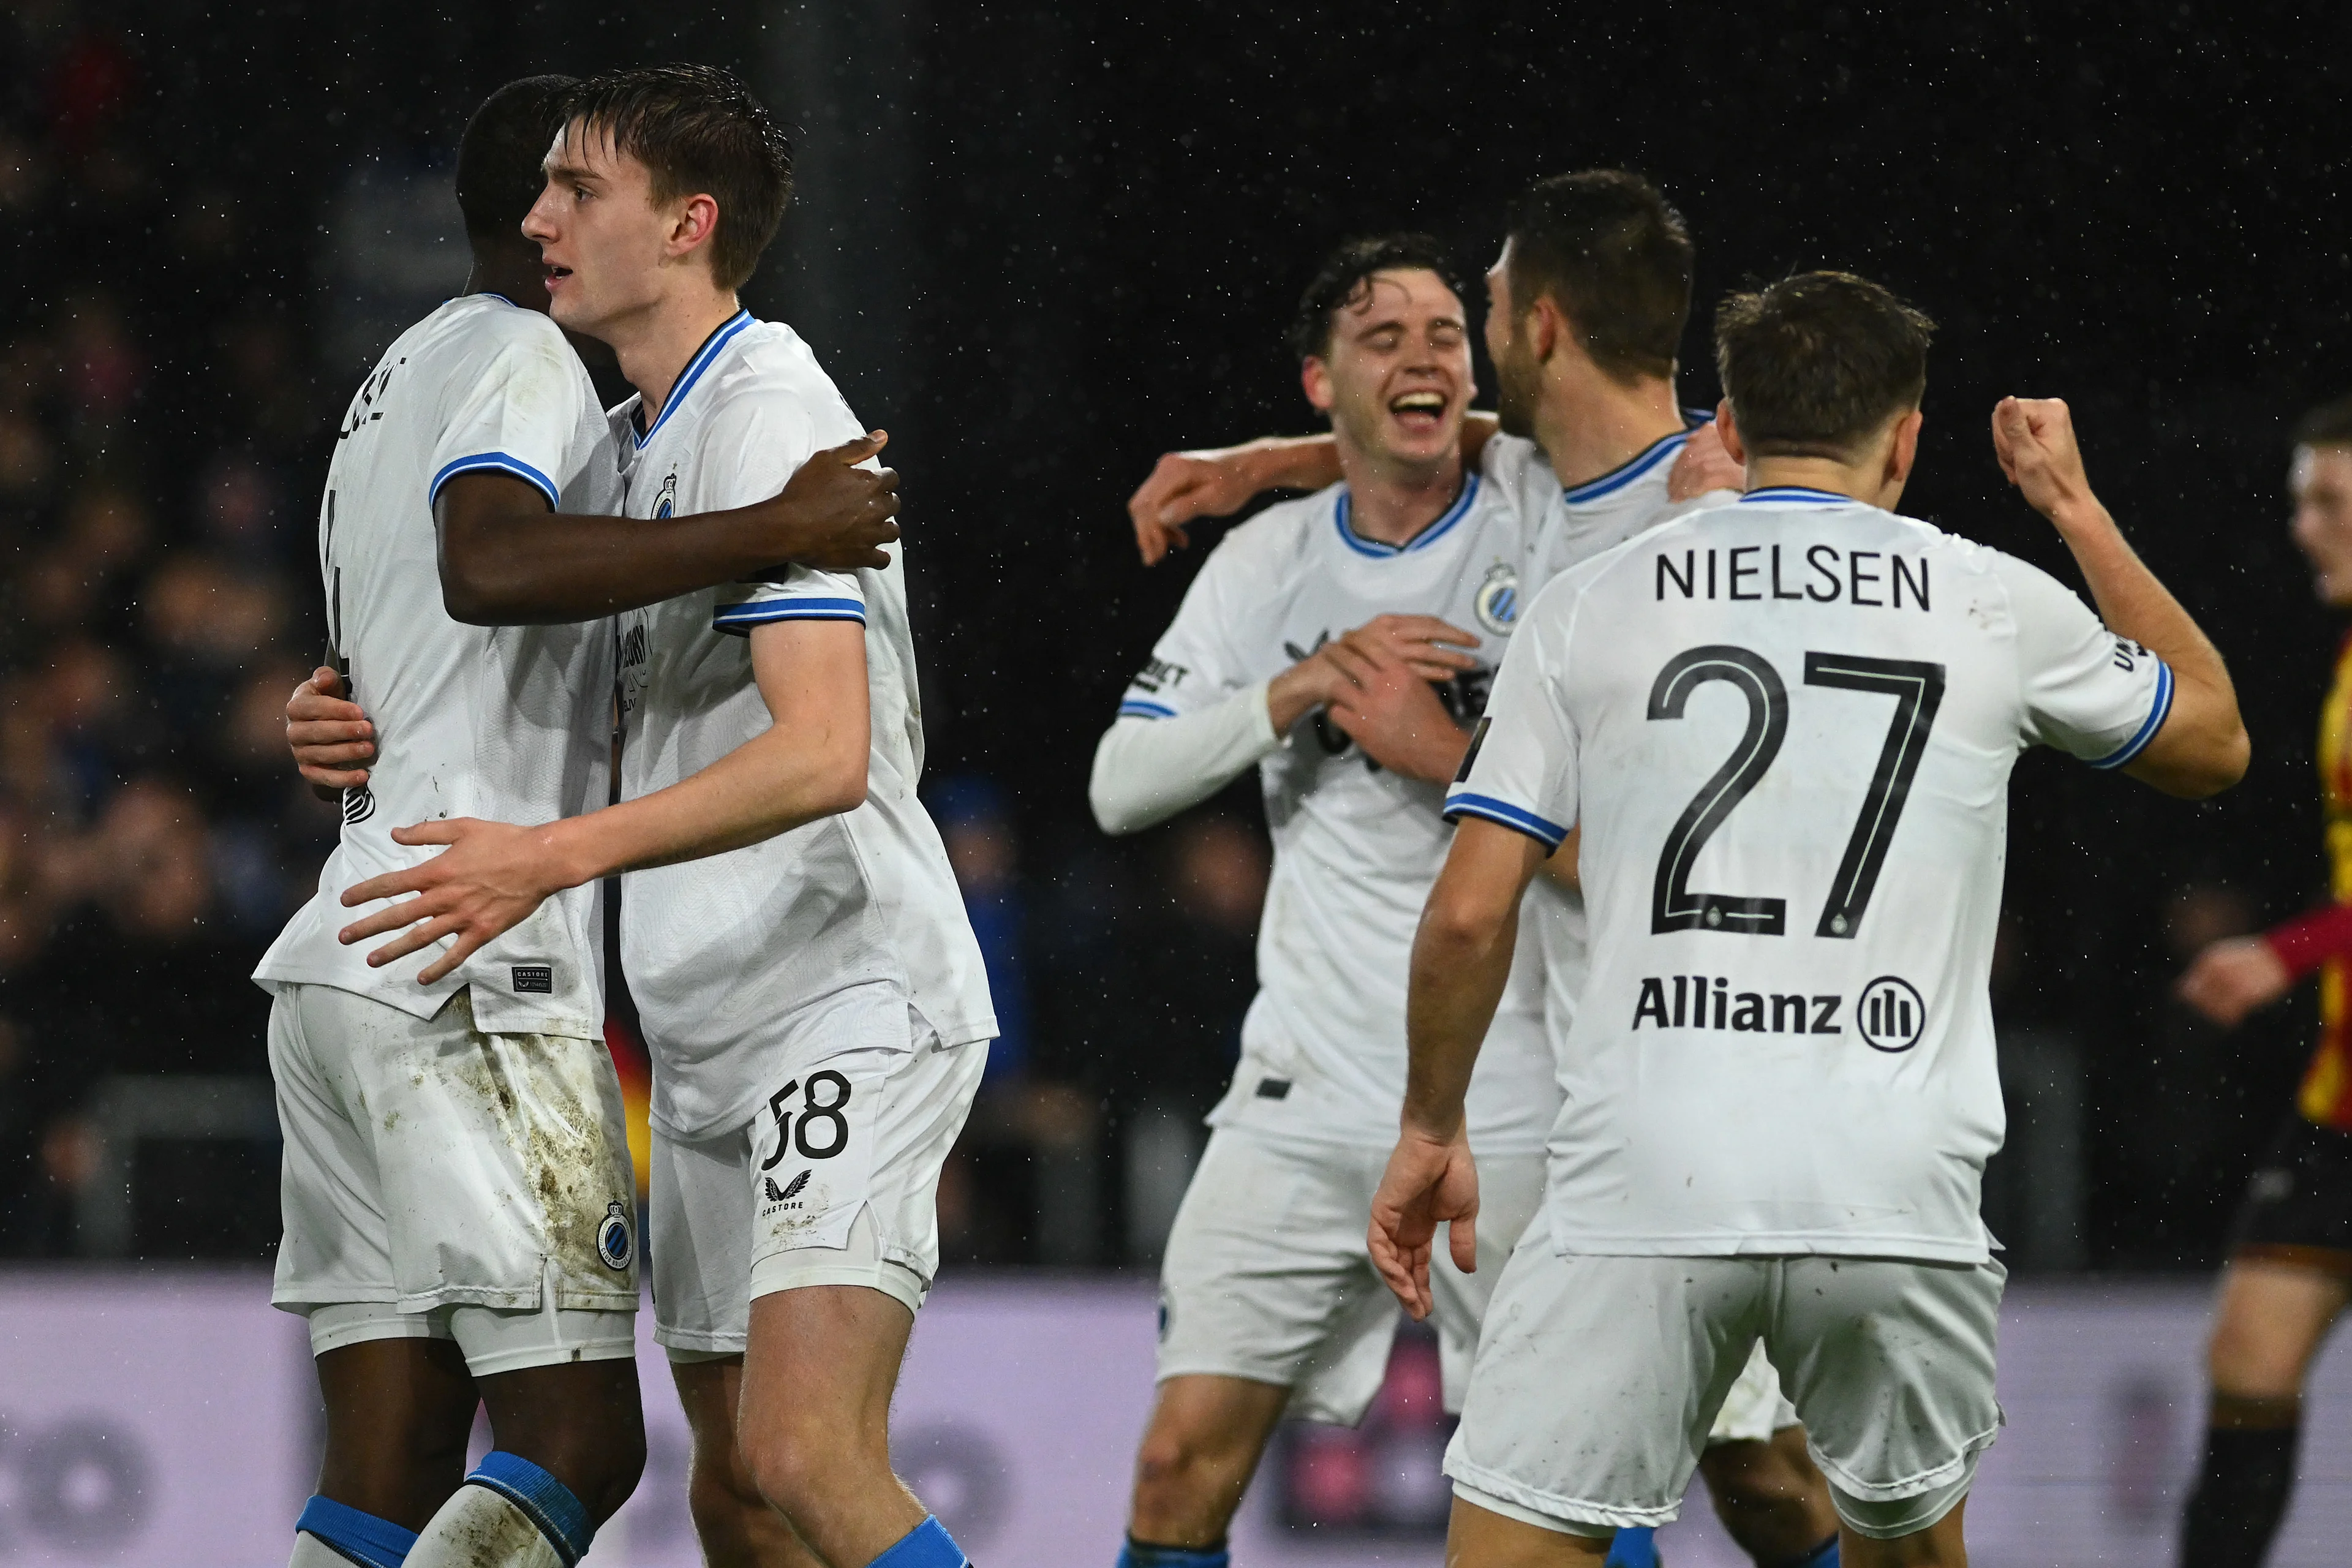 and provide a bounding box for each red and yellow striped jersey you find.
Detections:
[2294,635,2352,1129]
